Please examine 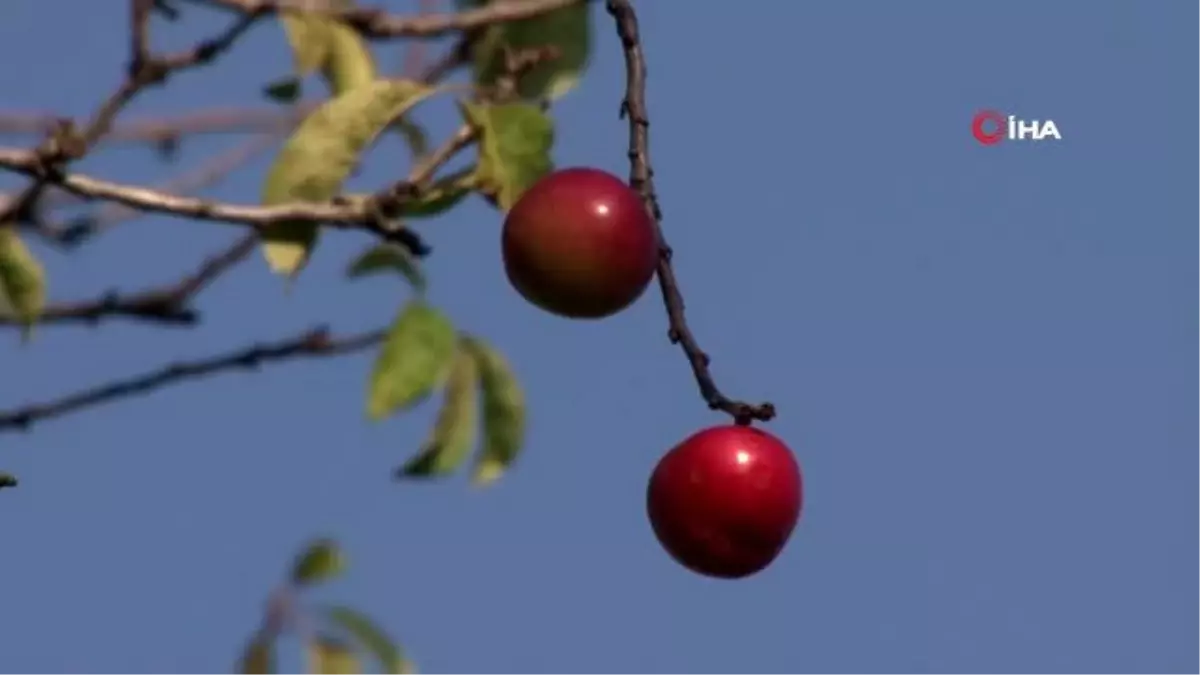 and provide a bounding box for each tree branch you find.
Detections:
[0,105,311,148]
[192,0,586,39]
[0,233,257,329]
[0,145,428,252]
[0,0,266,225]
[0,325,385,433]
[71,131,287,244]
[605,0,775,425]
